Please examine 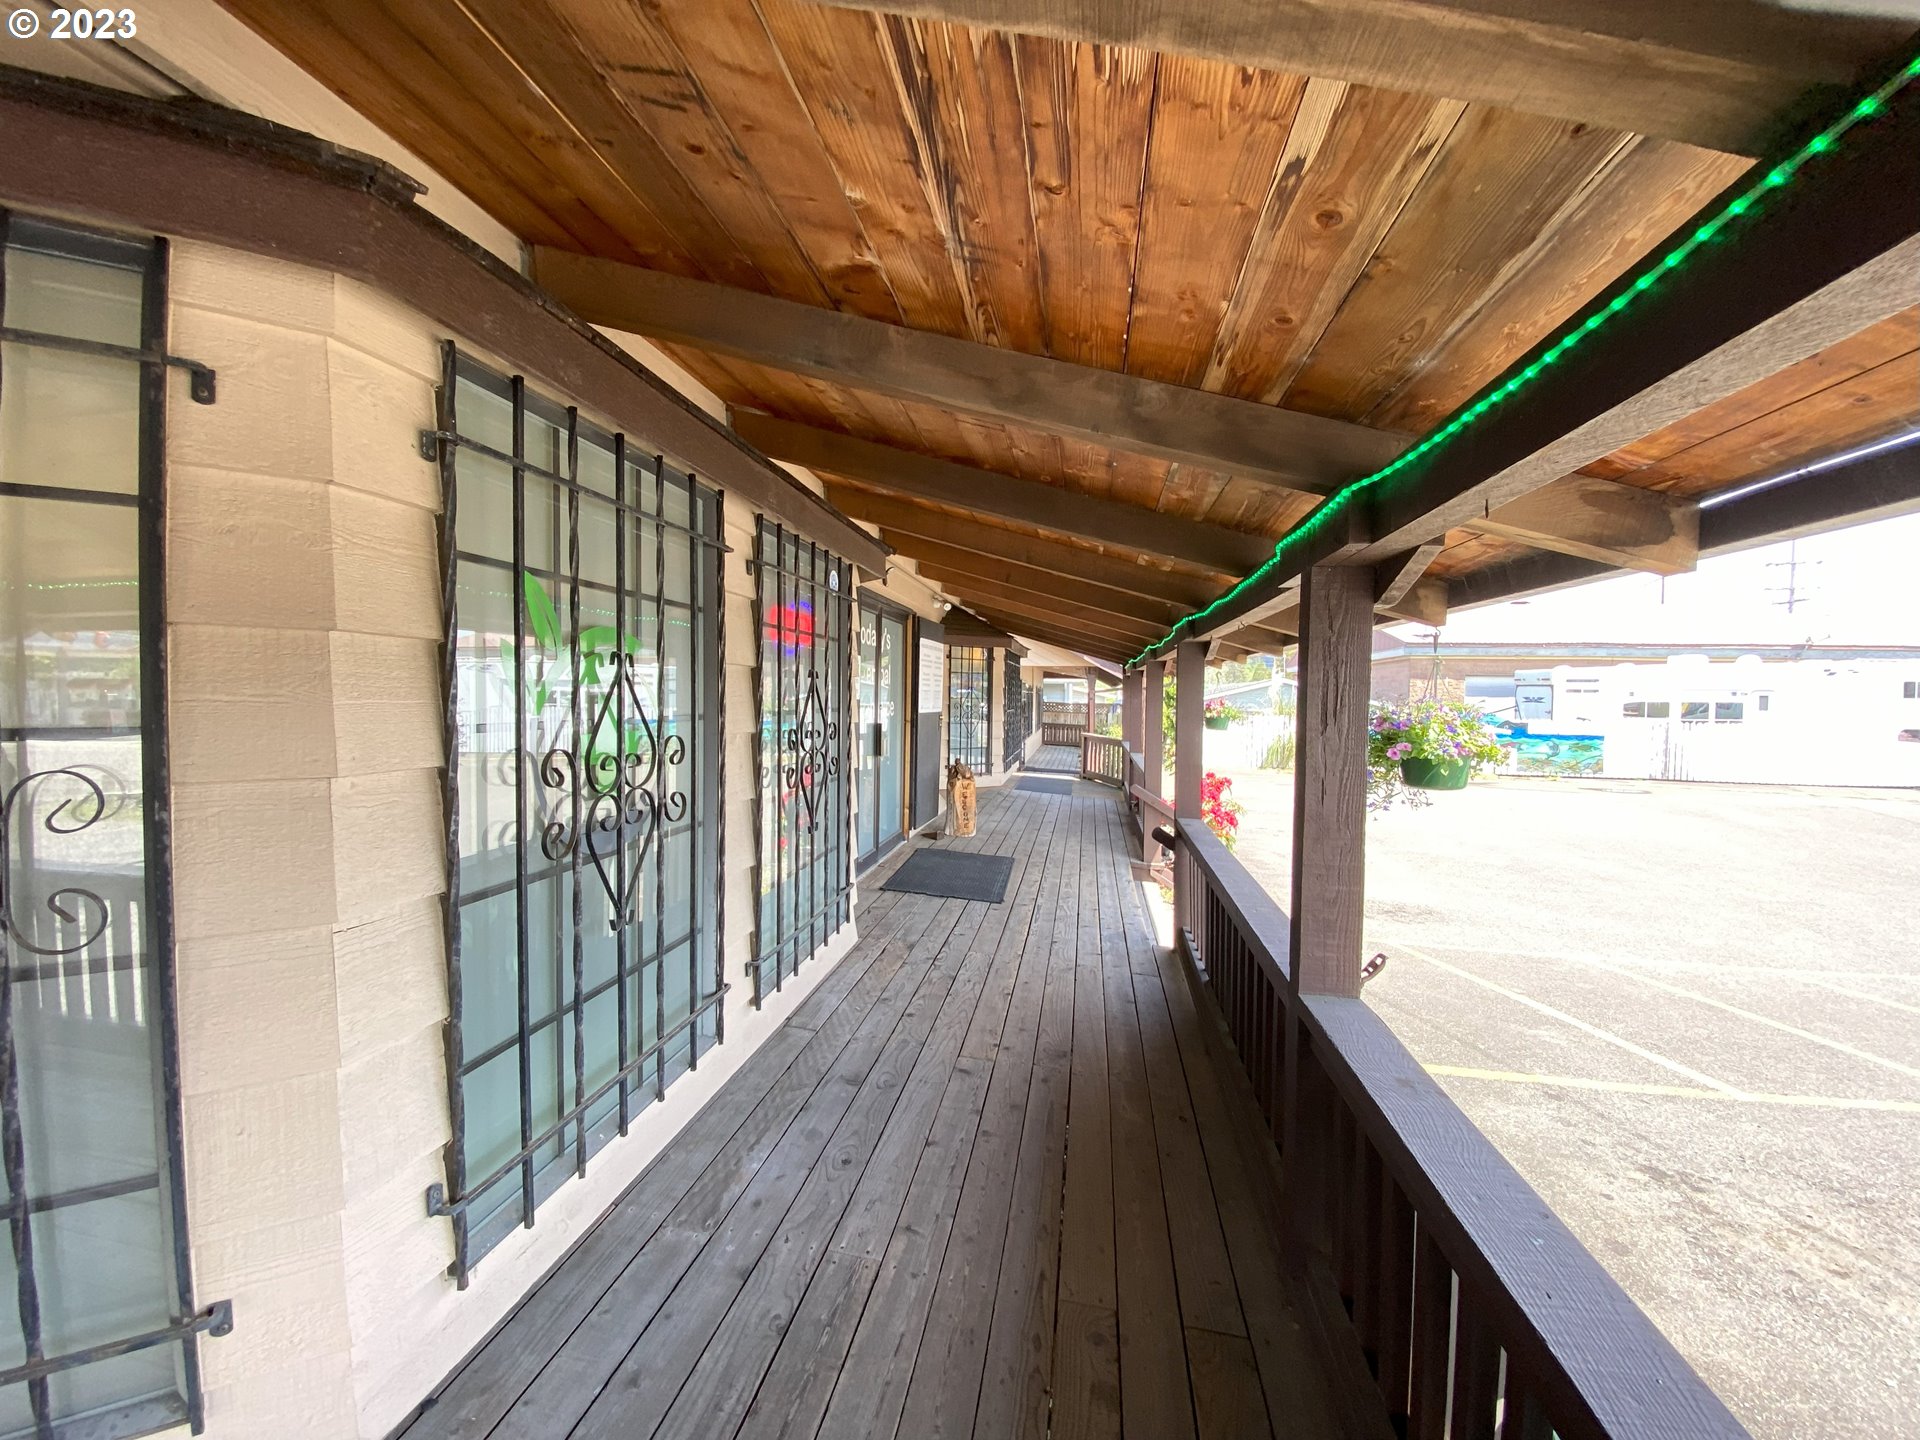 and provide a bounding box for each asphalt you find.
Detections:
[1221,767,1920,1440]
